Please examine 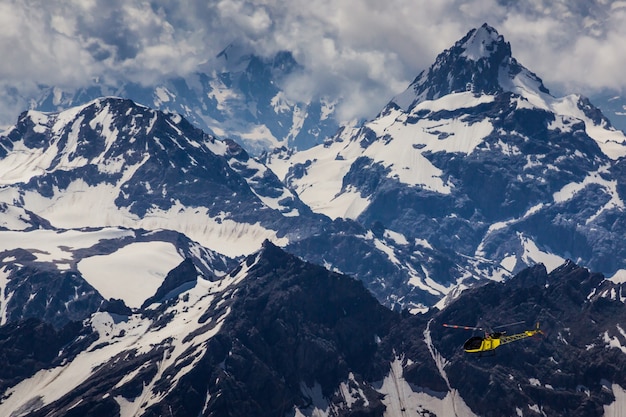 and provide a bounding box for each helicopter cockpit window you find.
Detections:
[464,336,484,350]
